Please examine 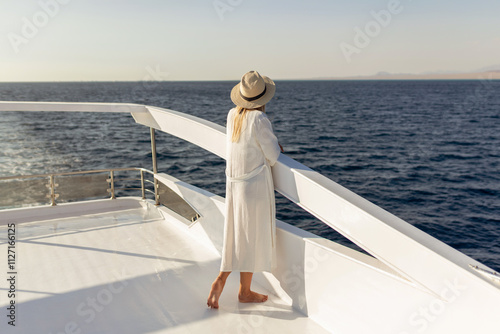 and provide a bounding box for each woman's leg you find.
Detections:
[207,271,231,309]
[238,272,268,303]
